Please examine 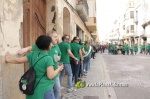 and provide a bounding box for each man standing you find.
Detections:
[58,35,78,92]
